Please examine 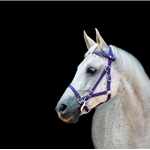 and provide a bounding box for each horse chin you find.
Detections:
[58,108,81,124]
